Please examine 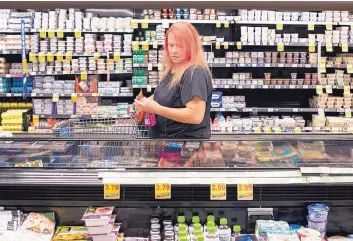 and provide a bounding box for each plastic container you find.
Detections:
[204,215,216,233]
[205,226,220,241]
[307,204,330,222]
[307,216,327,232]
[231,225,241,241]
[297,228,320,238]
[218,218,231,241]
[190,216,202,234]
